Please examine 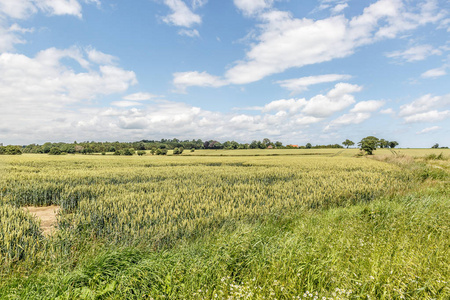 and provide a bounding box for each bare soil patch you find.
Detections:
[23,205,60,236]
